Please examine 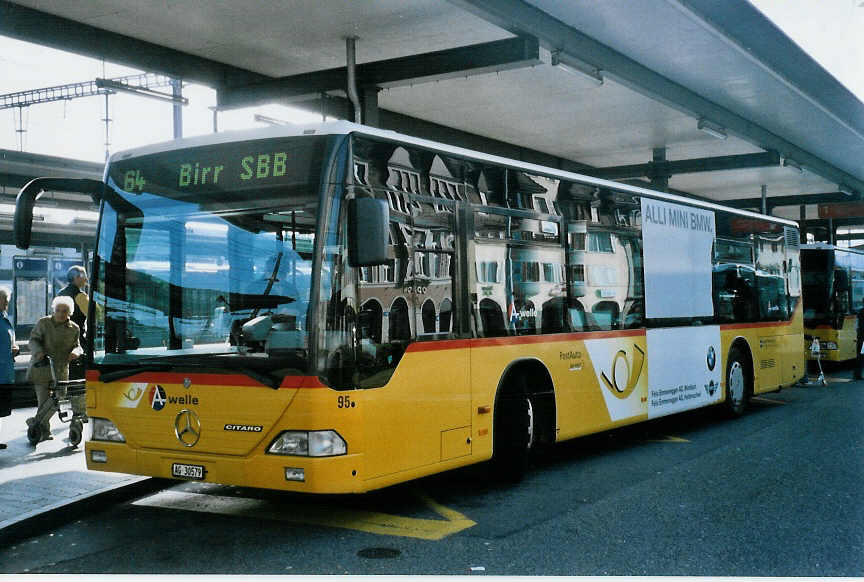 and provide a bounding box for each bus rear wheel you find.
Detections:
[724,347,751,417]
